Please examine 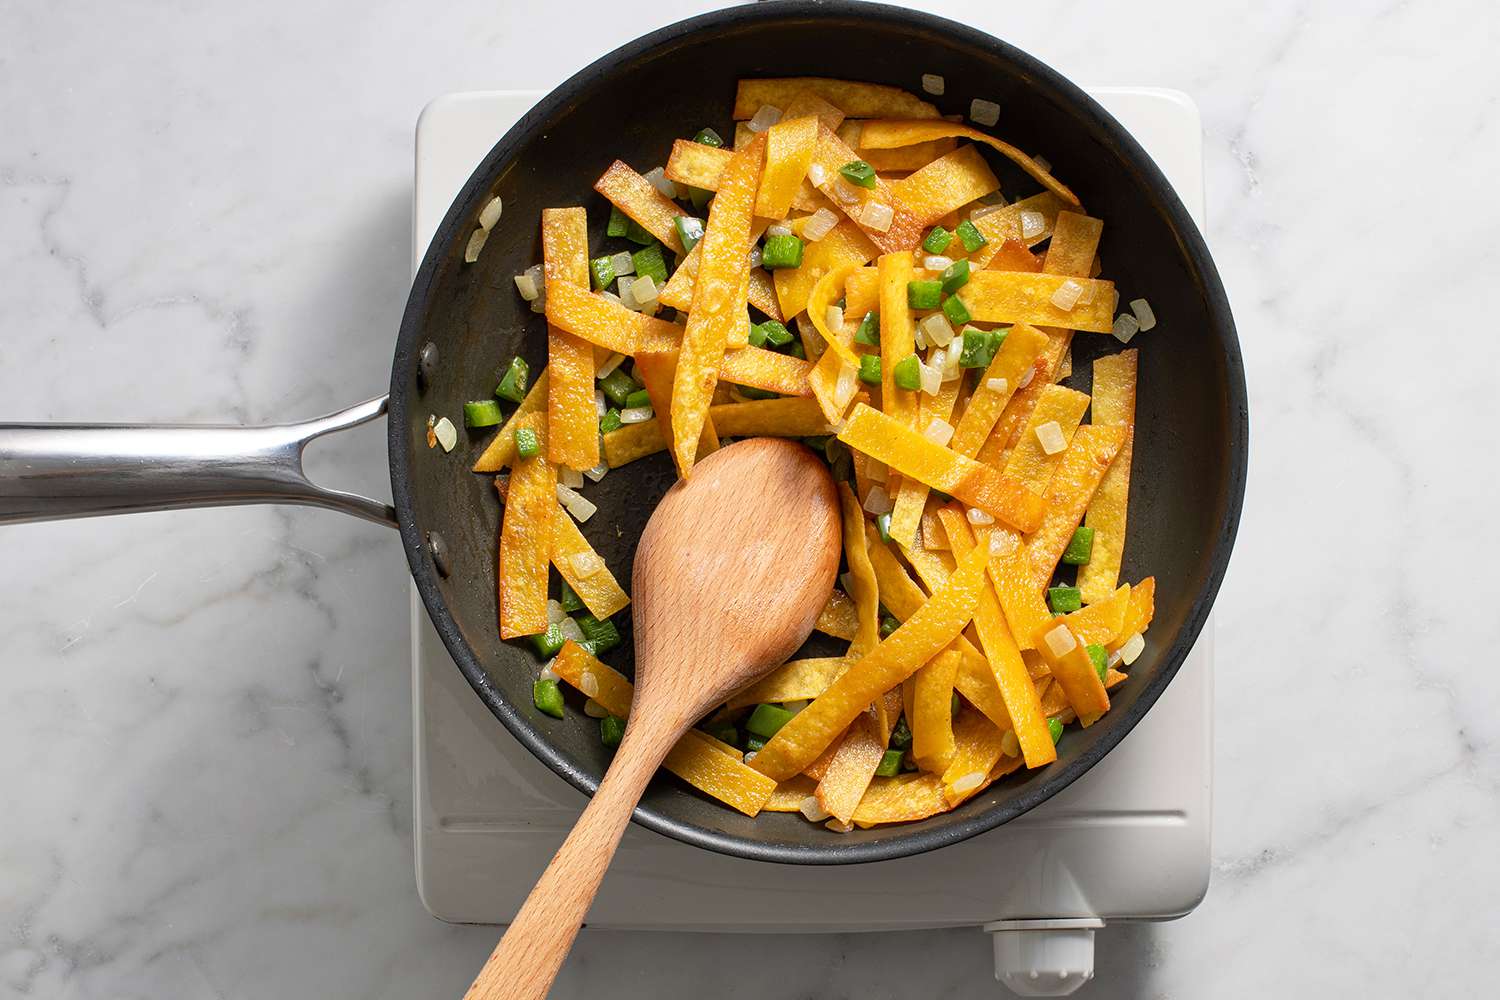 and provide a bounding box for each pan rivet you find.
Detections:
[418,342,440,387]
[427,530,450,577]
